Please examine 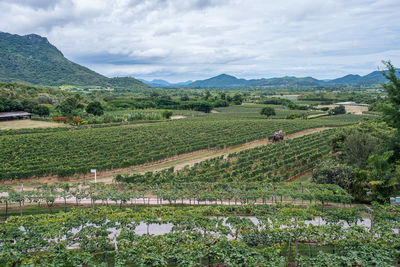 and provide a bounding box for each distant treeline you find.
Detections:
[258,97,309,110]
[0,97,49,116]
[105,93,243,113]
